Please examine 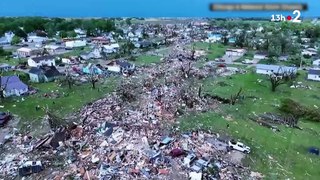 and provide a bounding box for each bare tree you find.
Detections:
[0,71,10,102]
[268,68,295,92]
[87,65,99,89]
[230,88,243,105]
